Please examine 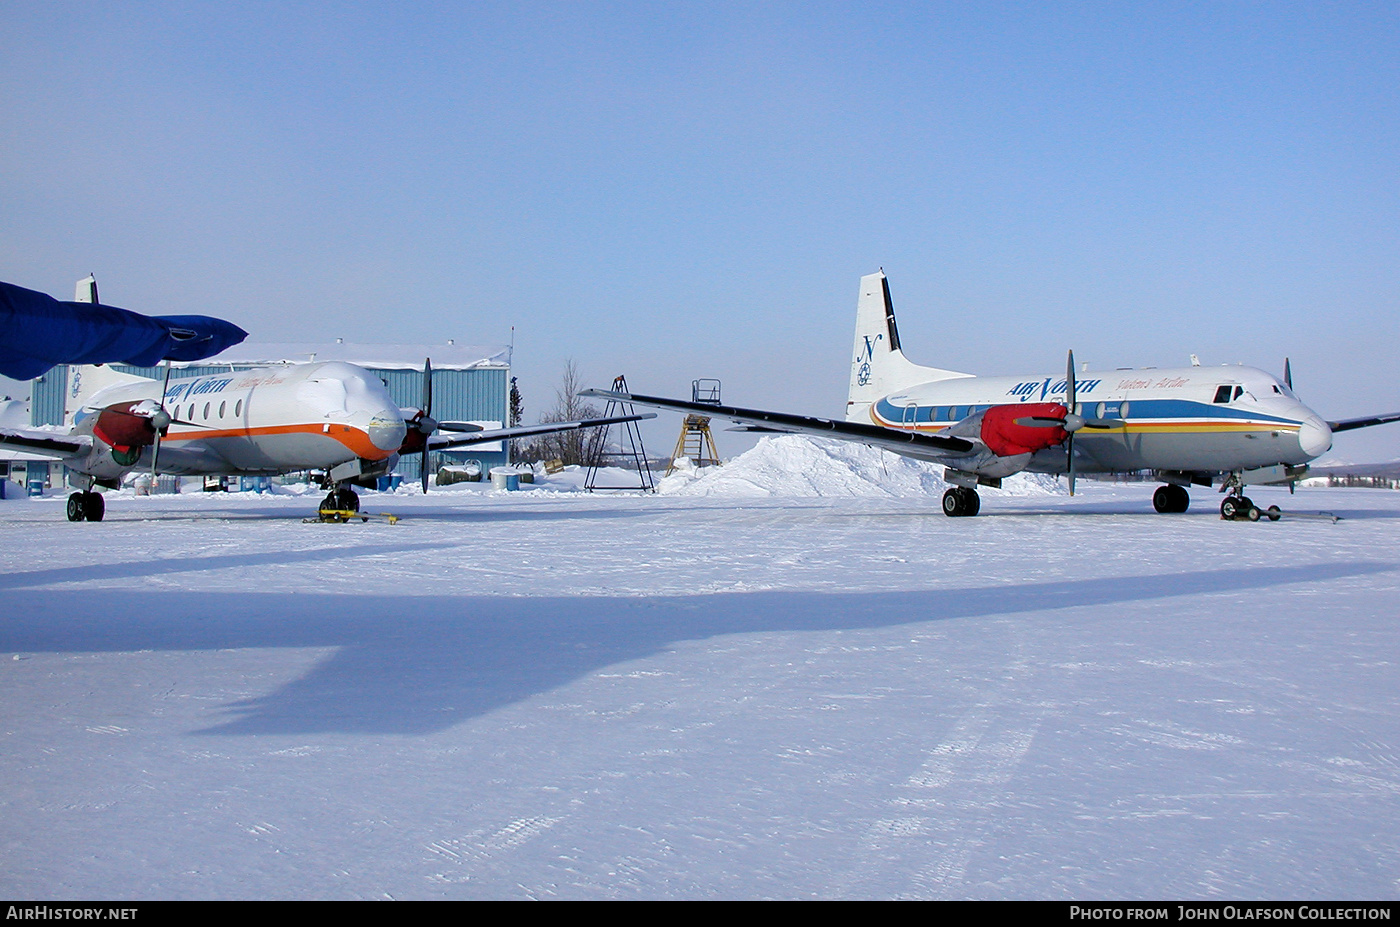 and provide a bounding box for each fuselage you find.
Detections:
[868,364,1332,475]
[71,362,406,478]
